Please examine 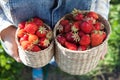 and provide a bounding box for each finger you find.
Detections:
[13,56,21,62]
[4,41,21,62]
[100,43,108,60]
[10,49,21,62]
[10,45,21,62]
